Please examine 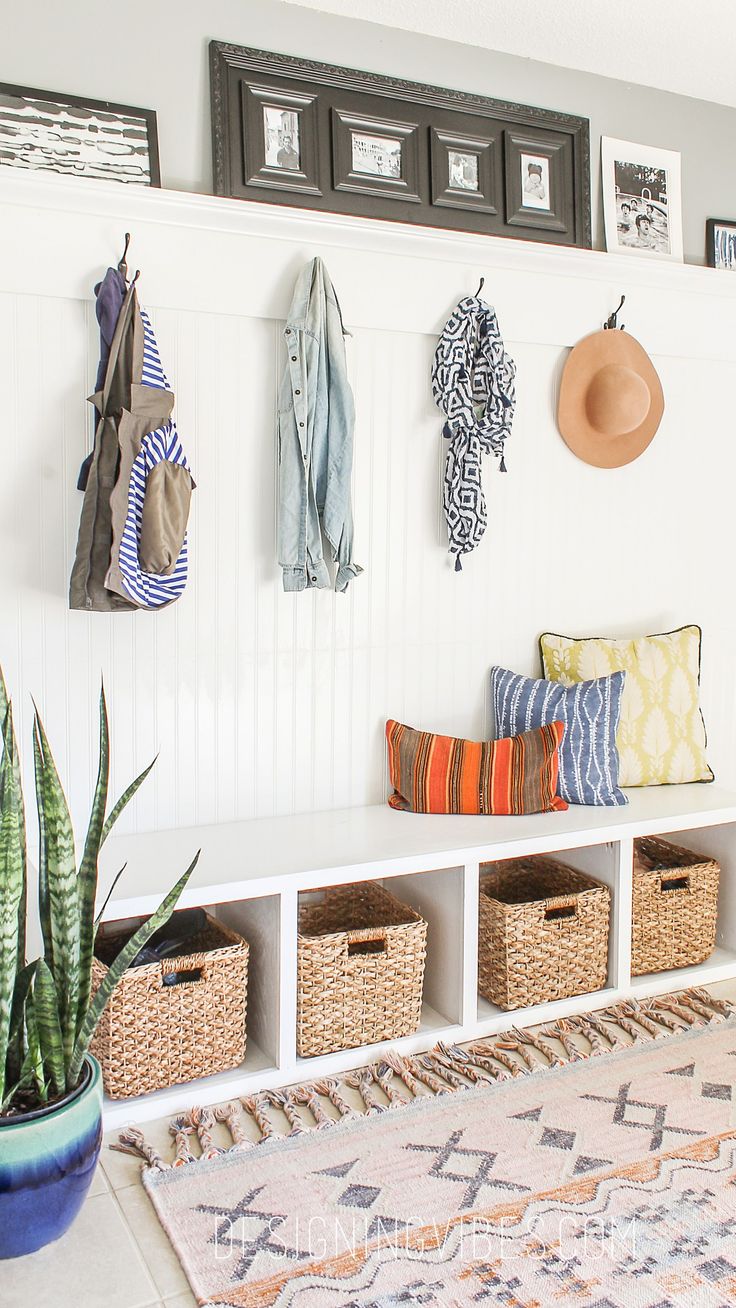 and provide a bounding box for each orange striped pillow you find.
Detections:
[386,719,567,814]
